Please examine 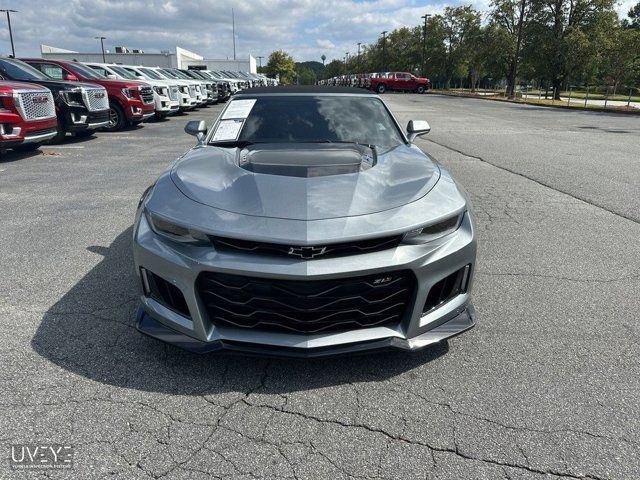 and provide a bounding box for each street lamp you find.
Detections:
[94,36,106,63]
[357,42,361,71]
[421,14,432,77]
[0,9,17,57]
[381,31,388,71]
